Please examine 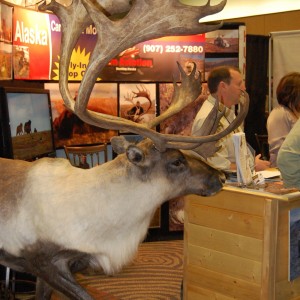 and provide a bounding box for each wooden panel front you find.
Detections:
[187,201,264,240]
[184,187,300,300]
[186,264,261,299]
[184,191,266,299]
[188,223,263,261]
